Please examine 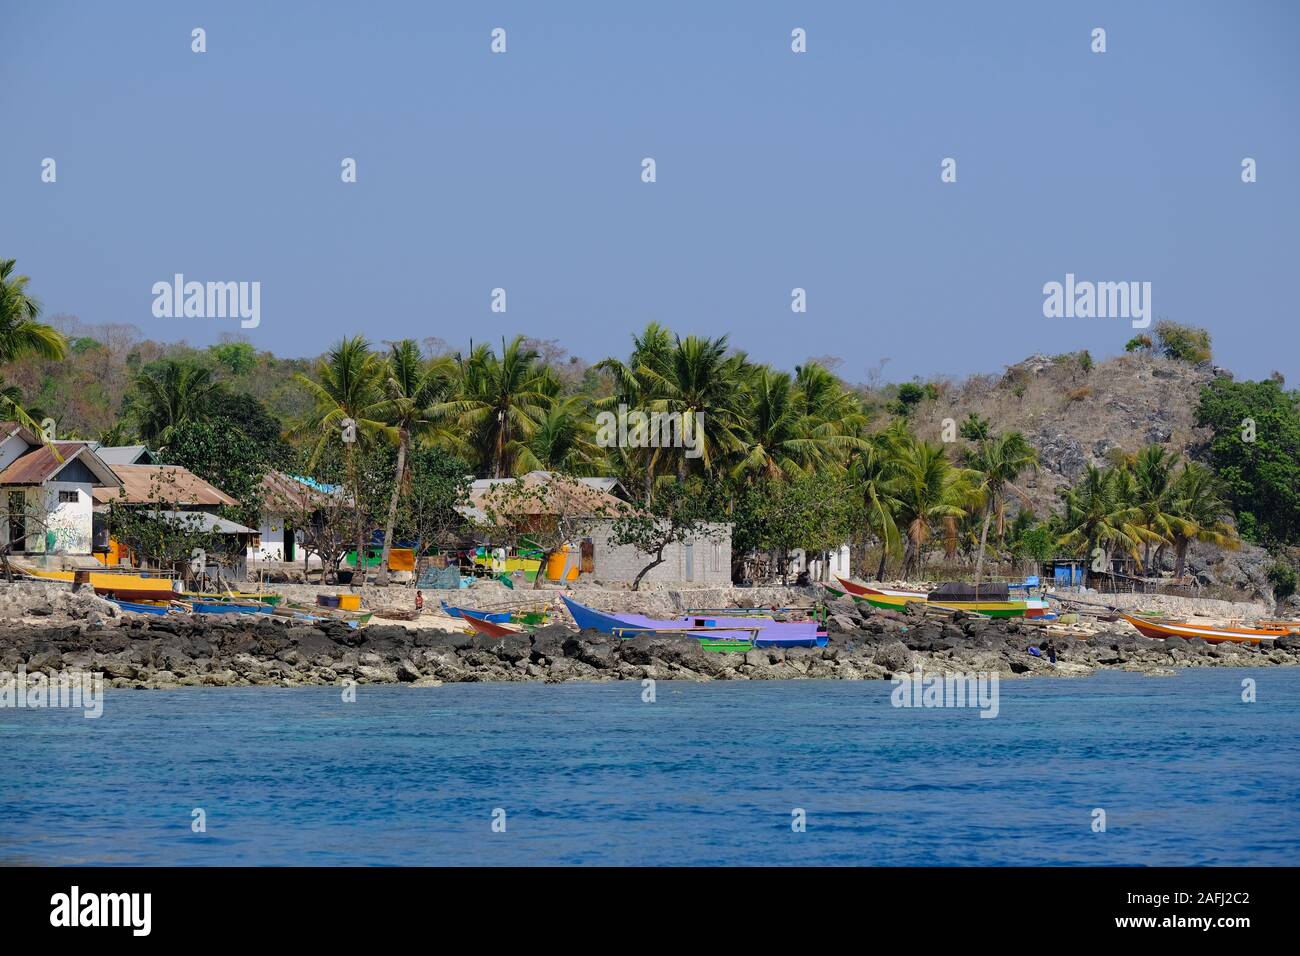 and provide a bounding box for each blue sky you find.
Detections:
[2,1,1297,384]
